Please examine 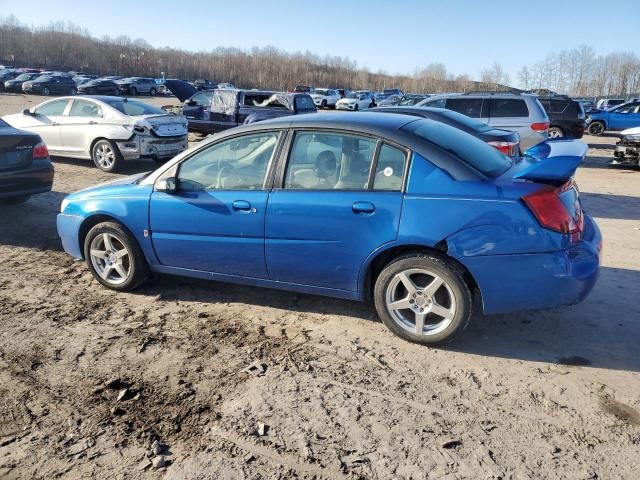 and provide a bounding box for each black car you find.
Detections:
[165,79,317,134]
[370,106,521,156]
[0,70,21,91]
[77,79,120,95]
[538,95,586,139]
[22,75,77,96]
[0,119,54,204]
[4,72,42,93]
